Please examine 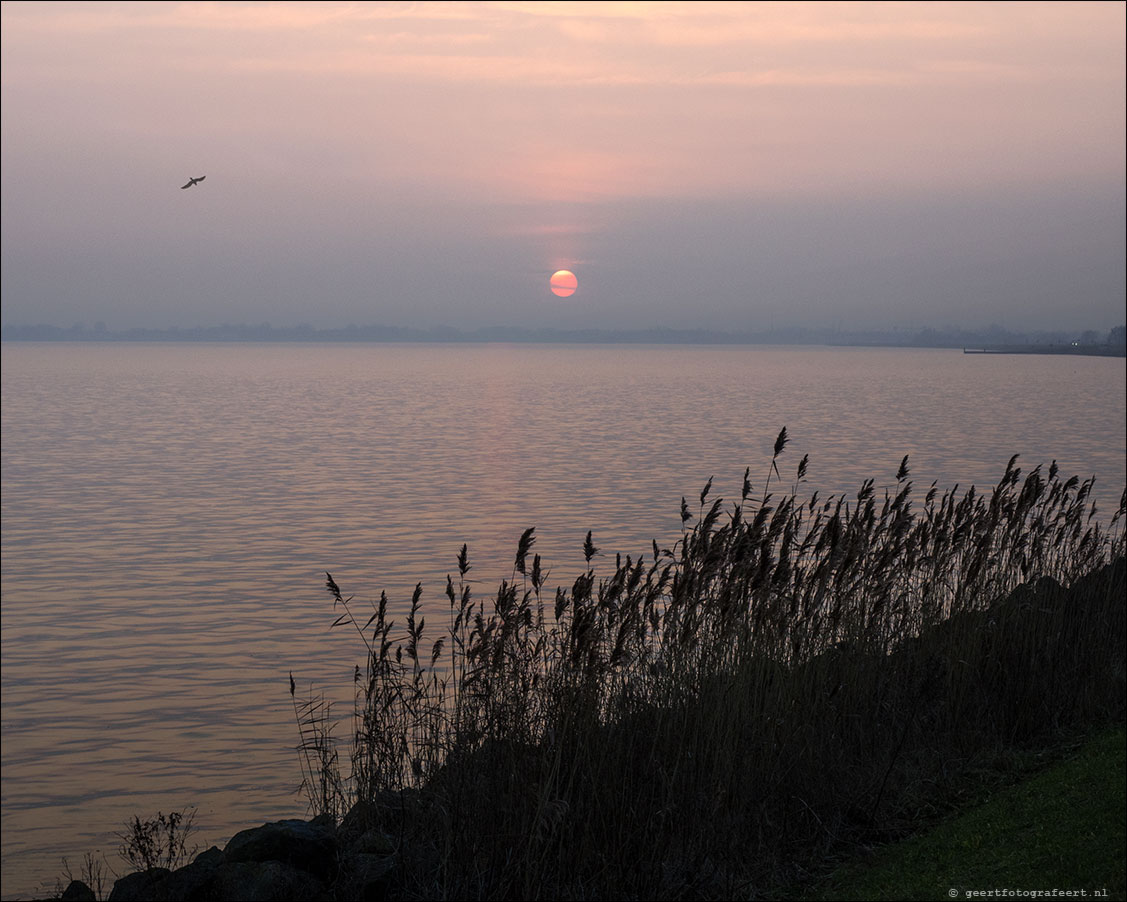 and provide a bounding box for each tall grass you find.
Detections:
[294,430,1126,899]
